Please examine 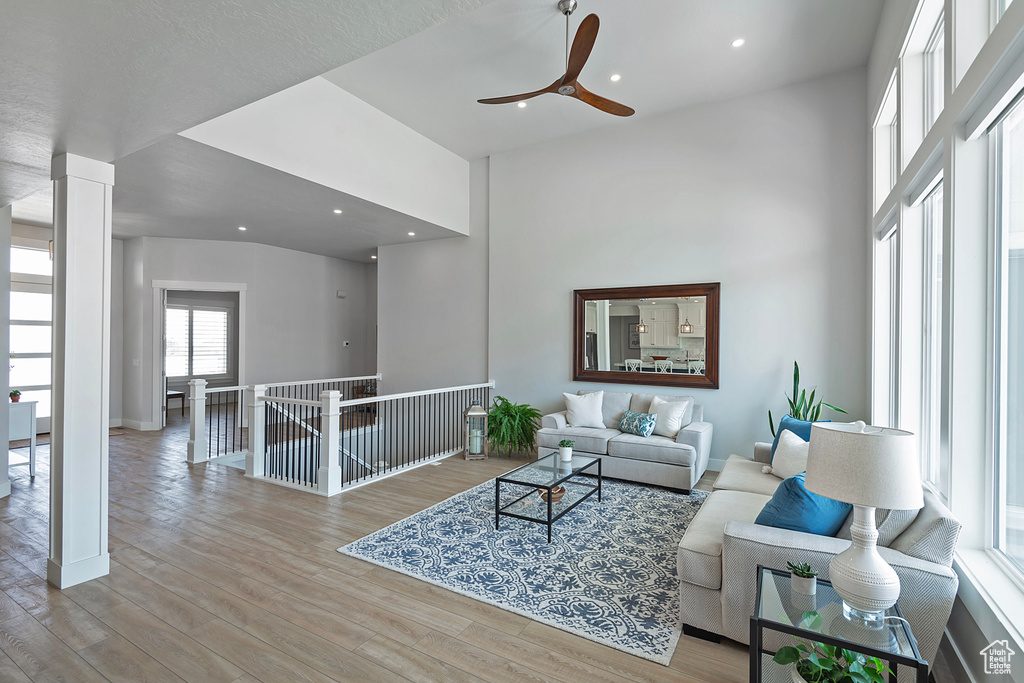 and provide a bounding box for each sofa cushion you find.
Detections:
[755,472,852,536]
[770,415,830,460]
[579,390,633,429]
[629,394,694,426]
[607,433,696,466]
[889,488,961,566]
[563,391,604,428]
[678,490,773,589]
[536,427,621,454]
[618,410,656,437]
[712,455,782,496]
[650,396,692,438]
[767,430,809,480]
